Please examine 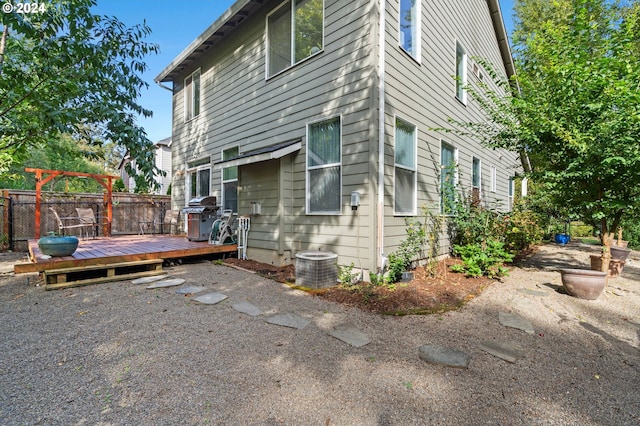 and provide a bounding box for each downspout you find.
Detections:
[155,80,173,92]
[376,0,386,271]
